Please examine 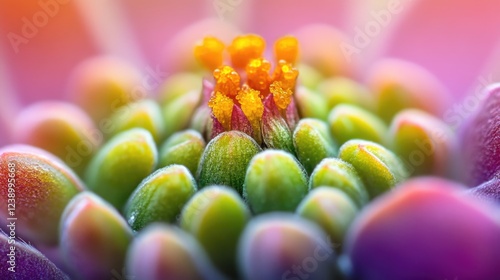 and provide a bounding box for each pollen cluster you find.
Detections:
[194,34,300,134]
